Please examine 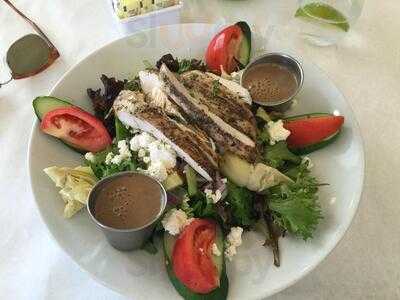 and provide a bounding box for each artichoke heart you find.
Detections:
[44,166,98,218]
[220,153,292,192]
